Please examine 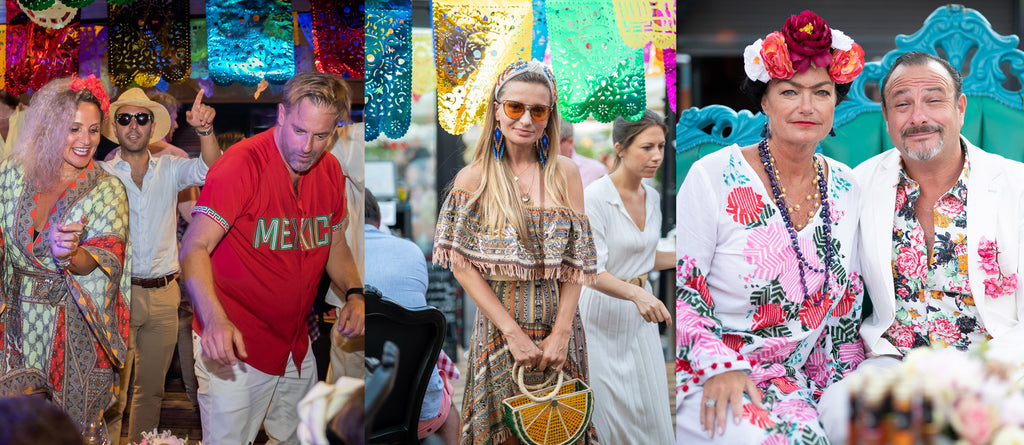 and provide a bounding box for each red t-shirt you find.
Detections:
[192,128,346,375]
